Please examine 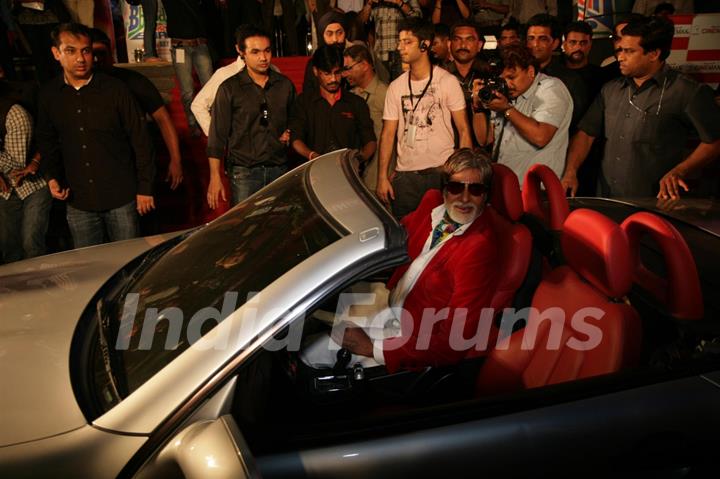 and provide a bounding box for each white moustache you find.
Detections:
[447,201,478,224]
